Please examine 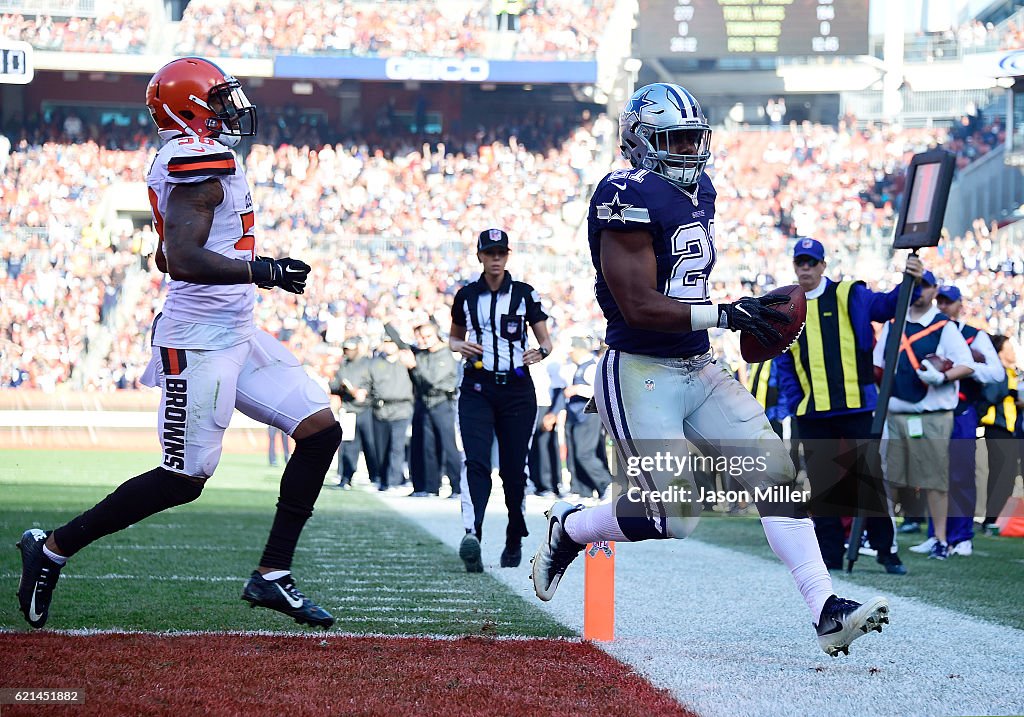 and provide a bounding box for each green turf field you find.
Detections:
[691,513,1024,630]
[5,449,1021,636]
[0,450,572,637]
